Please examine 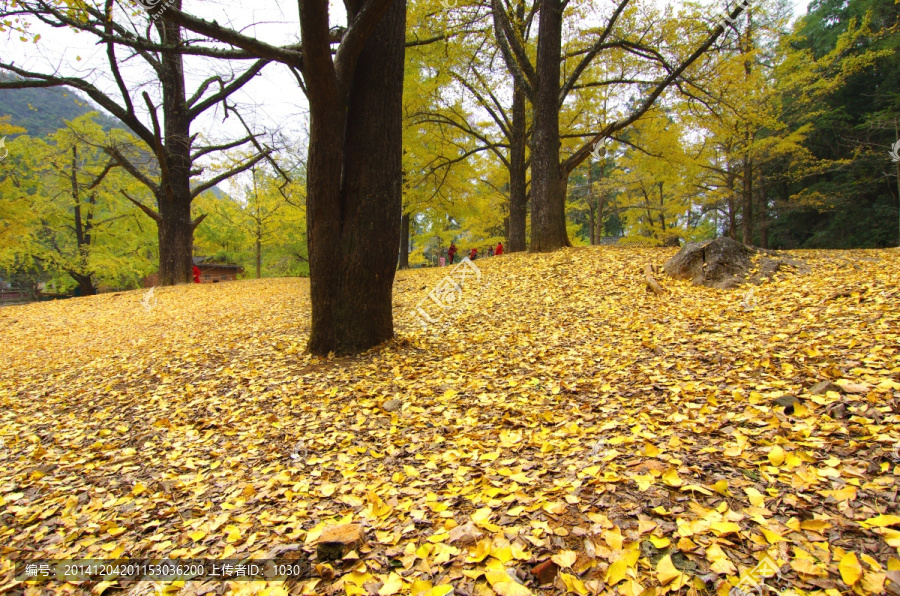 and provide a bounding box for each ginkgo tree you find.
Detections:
[1,114,157,292]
